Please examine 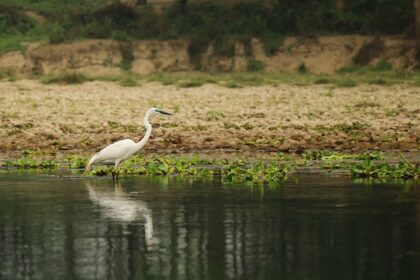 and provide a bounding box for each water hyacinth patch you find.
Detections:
[3,158,56,169]
[85,157,291,183]
[350,159,419,180]
[1,152,418,182]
